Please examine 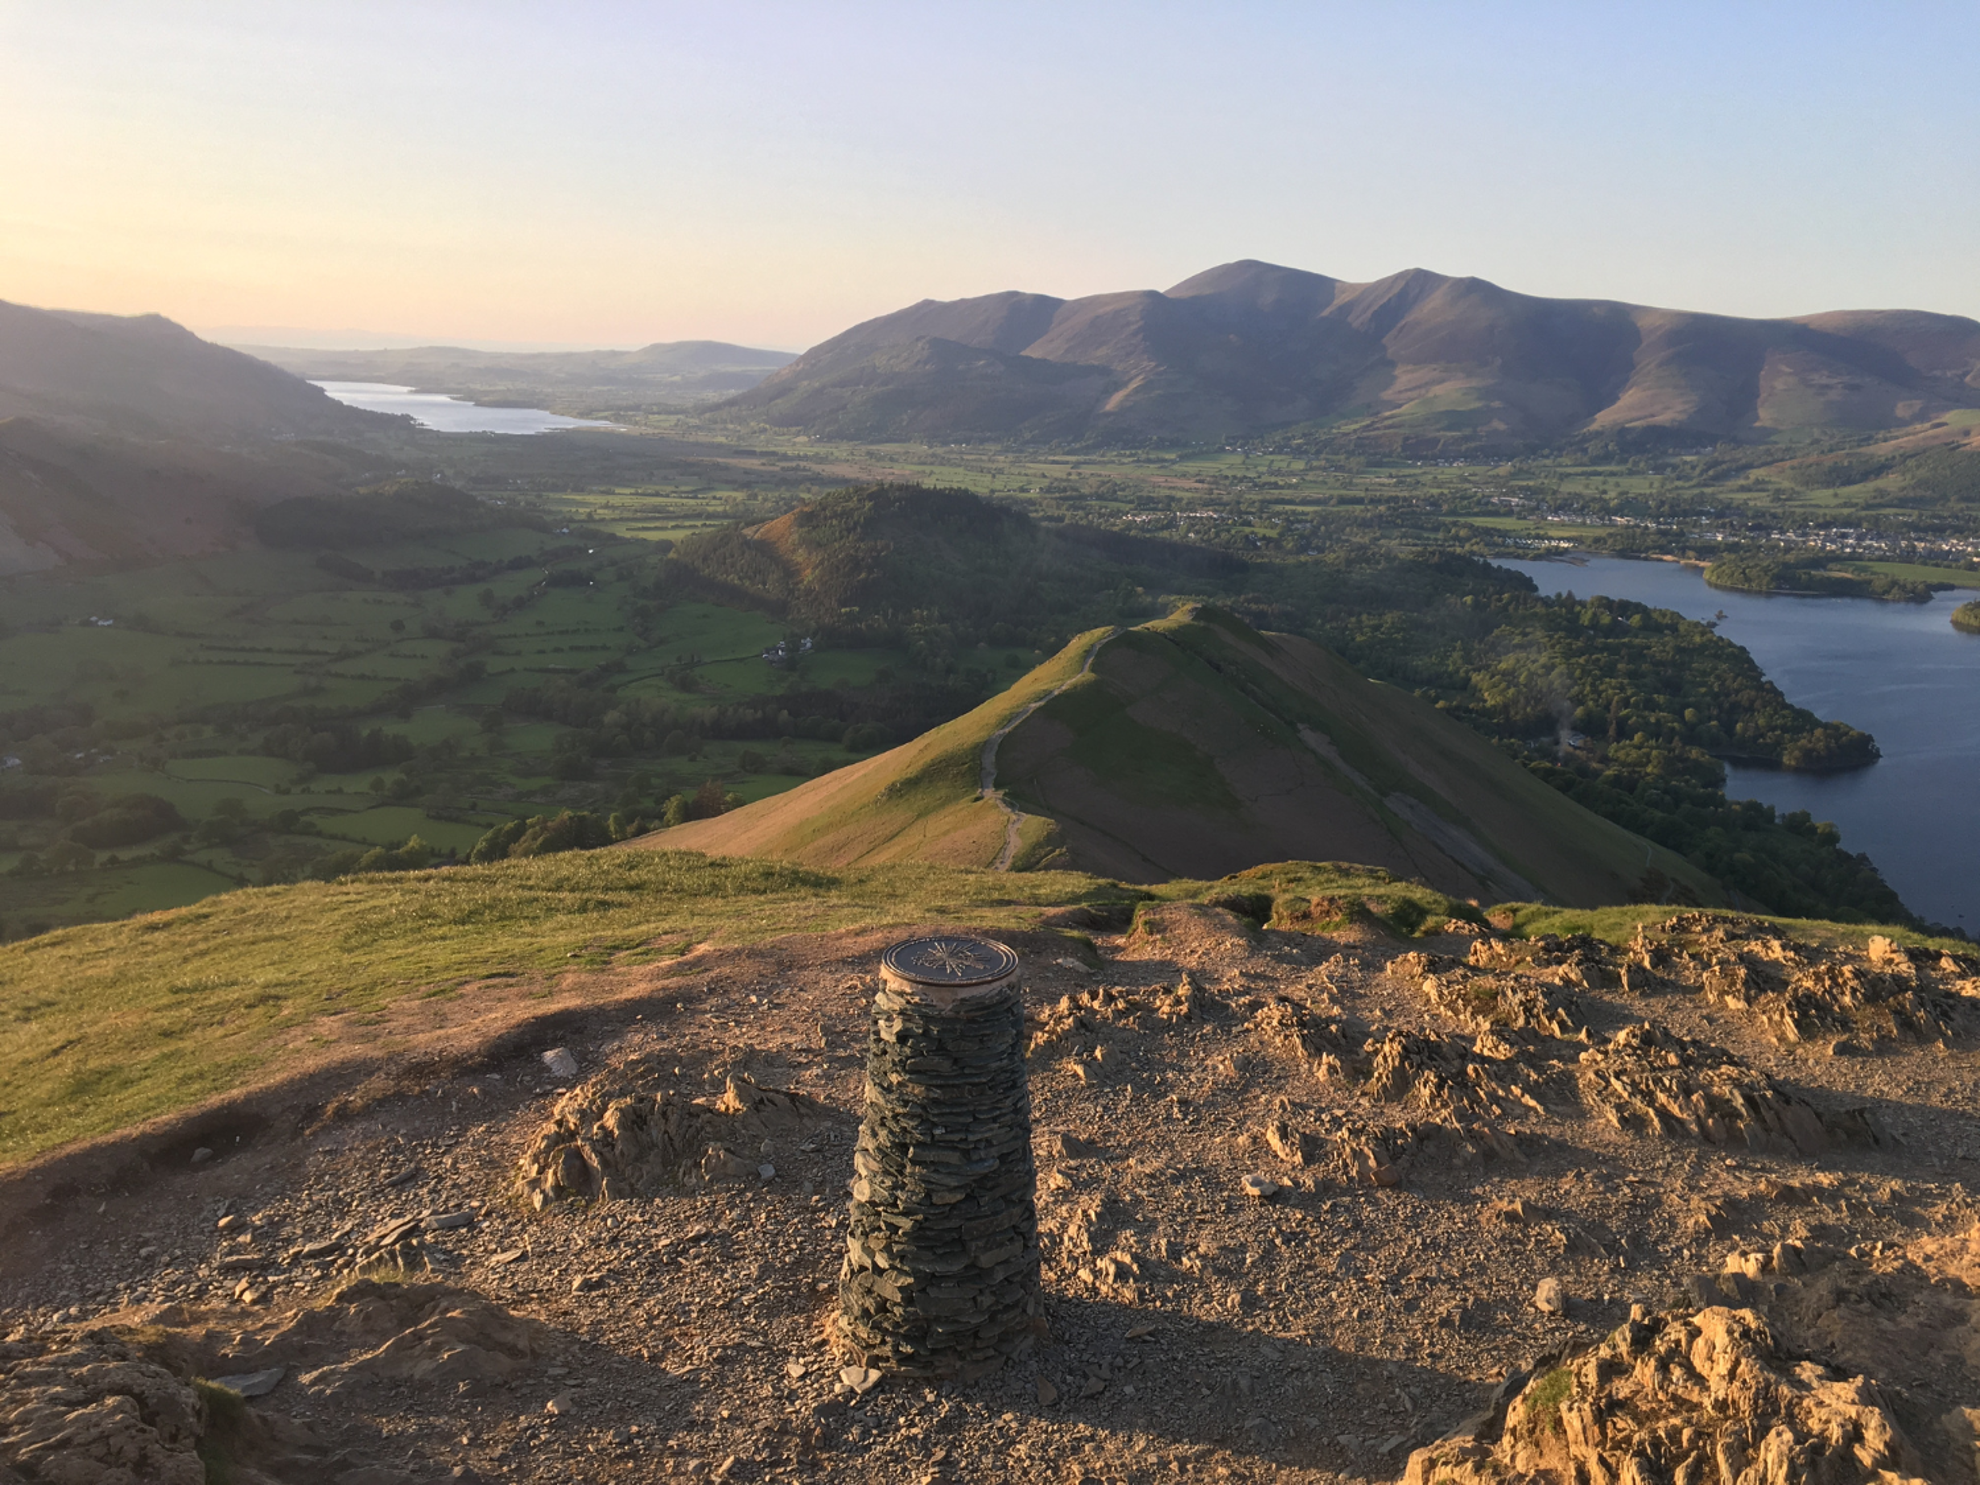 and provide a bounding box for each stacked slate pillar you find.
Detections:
[837,936,1040,1377]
